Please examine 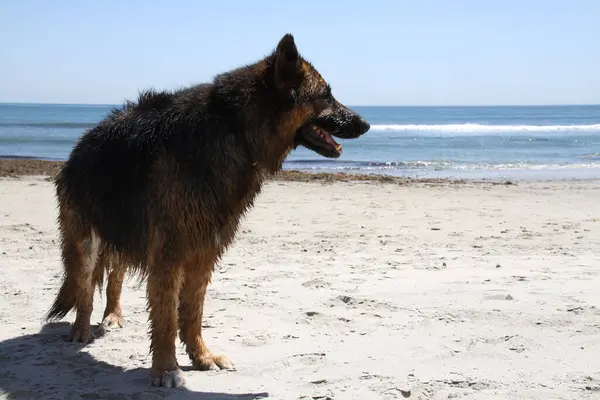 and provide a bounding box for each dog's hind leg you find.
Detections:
[68,229,101,342]
[178,255,235,371]
[101,263,126,329]
[46,221,100,343]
